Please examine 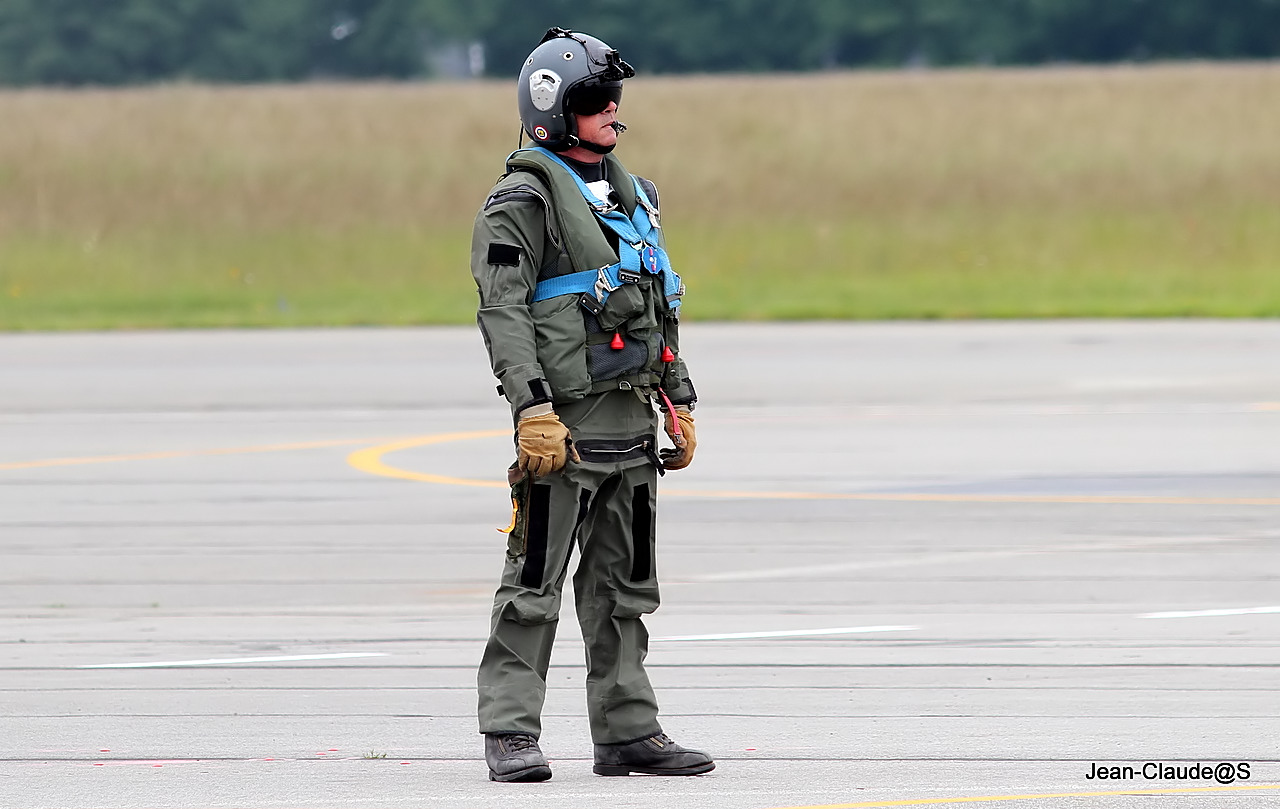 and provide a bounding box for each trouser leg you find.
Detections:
[574,463,663,743]
[477,472,588,737]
